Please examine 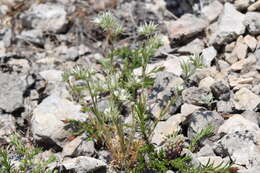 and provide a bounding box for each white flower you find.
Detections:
[137,21,158,36]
